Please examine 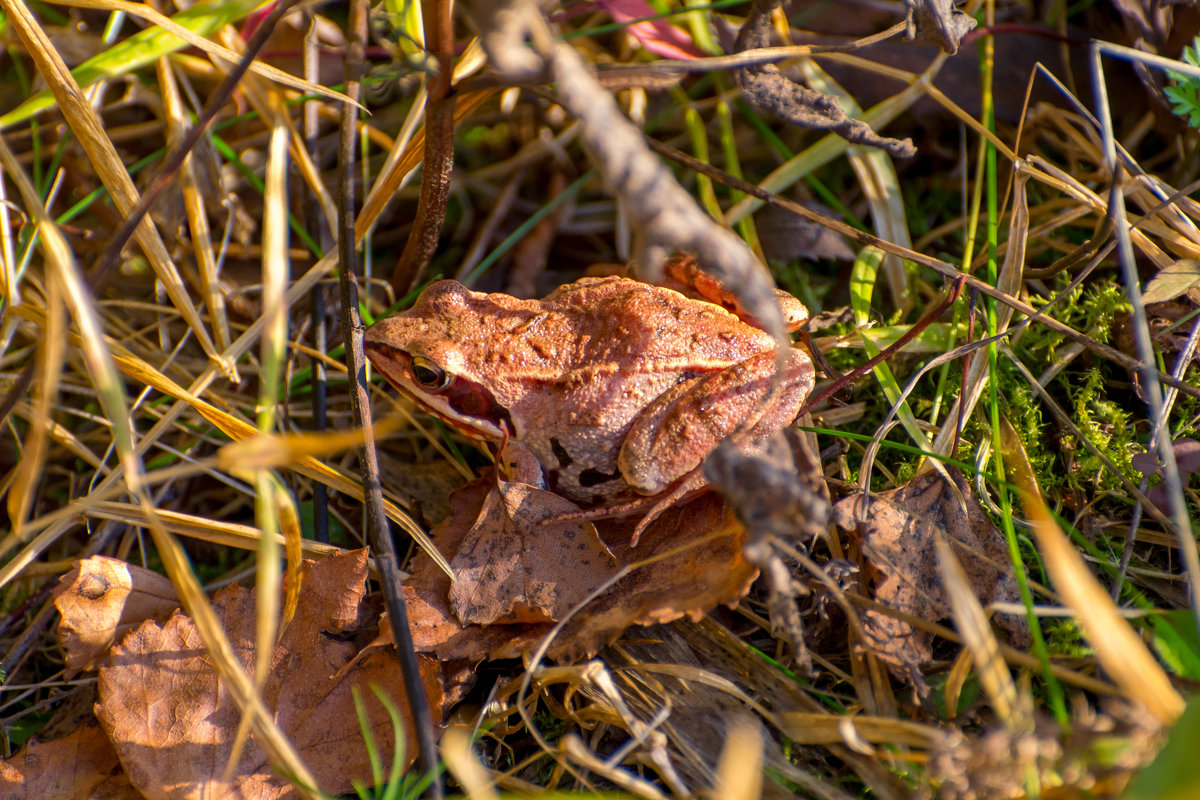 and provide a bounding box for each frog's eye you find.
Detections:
[411,356,451,390]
